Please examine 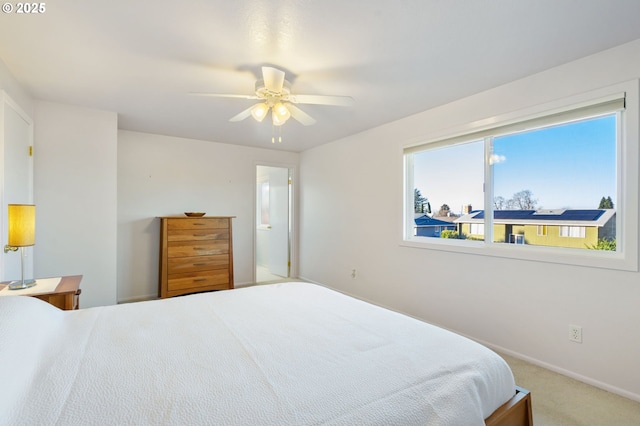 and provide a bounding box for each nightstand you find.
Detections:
[0,275,82,310]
